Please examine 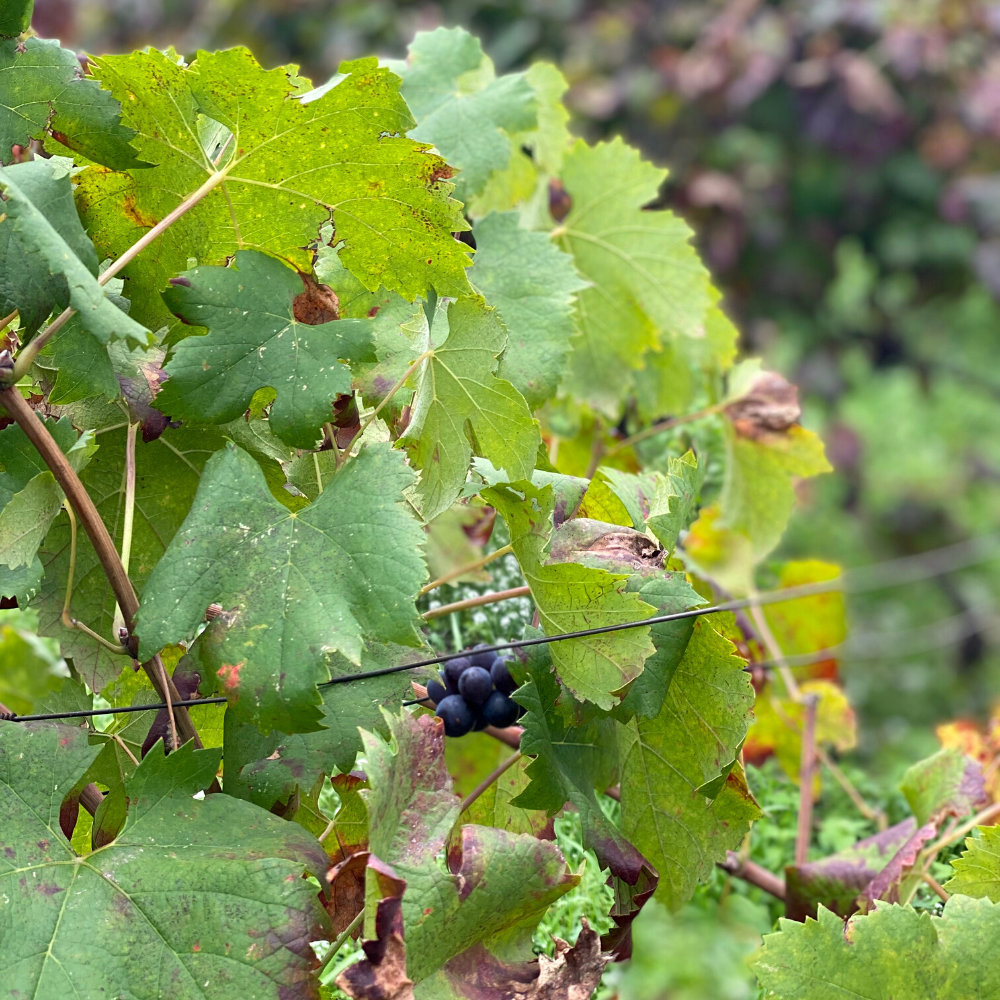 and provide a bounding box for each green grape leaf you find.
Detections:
[945,825,1000,901]
[0,157,98,335]
[34,275,145,406]
[156,251,373,447]
[0,613,67,715]
[620,618,759,909]
[0,38,142,168]
[900,747,987,827]
[485,481,655,709]
[0,414,90,506]
[470,211,588,409]
[0,473,69,569]
[40,312,121,403]
[514,642,642,856]
[556,139,712,415]
[0,415,95,571]
[511,640,658,959]
[77,48,471,331]
[0,723,331,1000]
[614,573,704,720]
[0,0,31,37]
[0,558,42,604]
[35,424,228,693]
[228,654,418,813]
[472,458,588,526]
[136,443,427,733]
[645,451,703,554]
[752,897,1000,999]
[391,27,537,202]
[354,711,578,986]
[0,161,149,347]
[400,296,540,520]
